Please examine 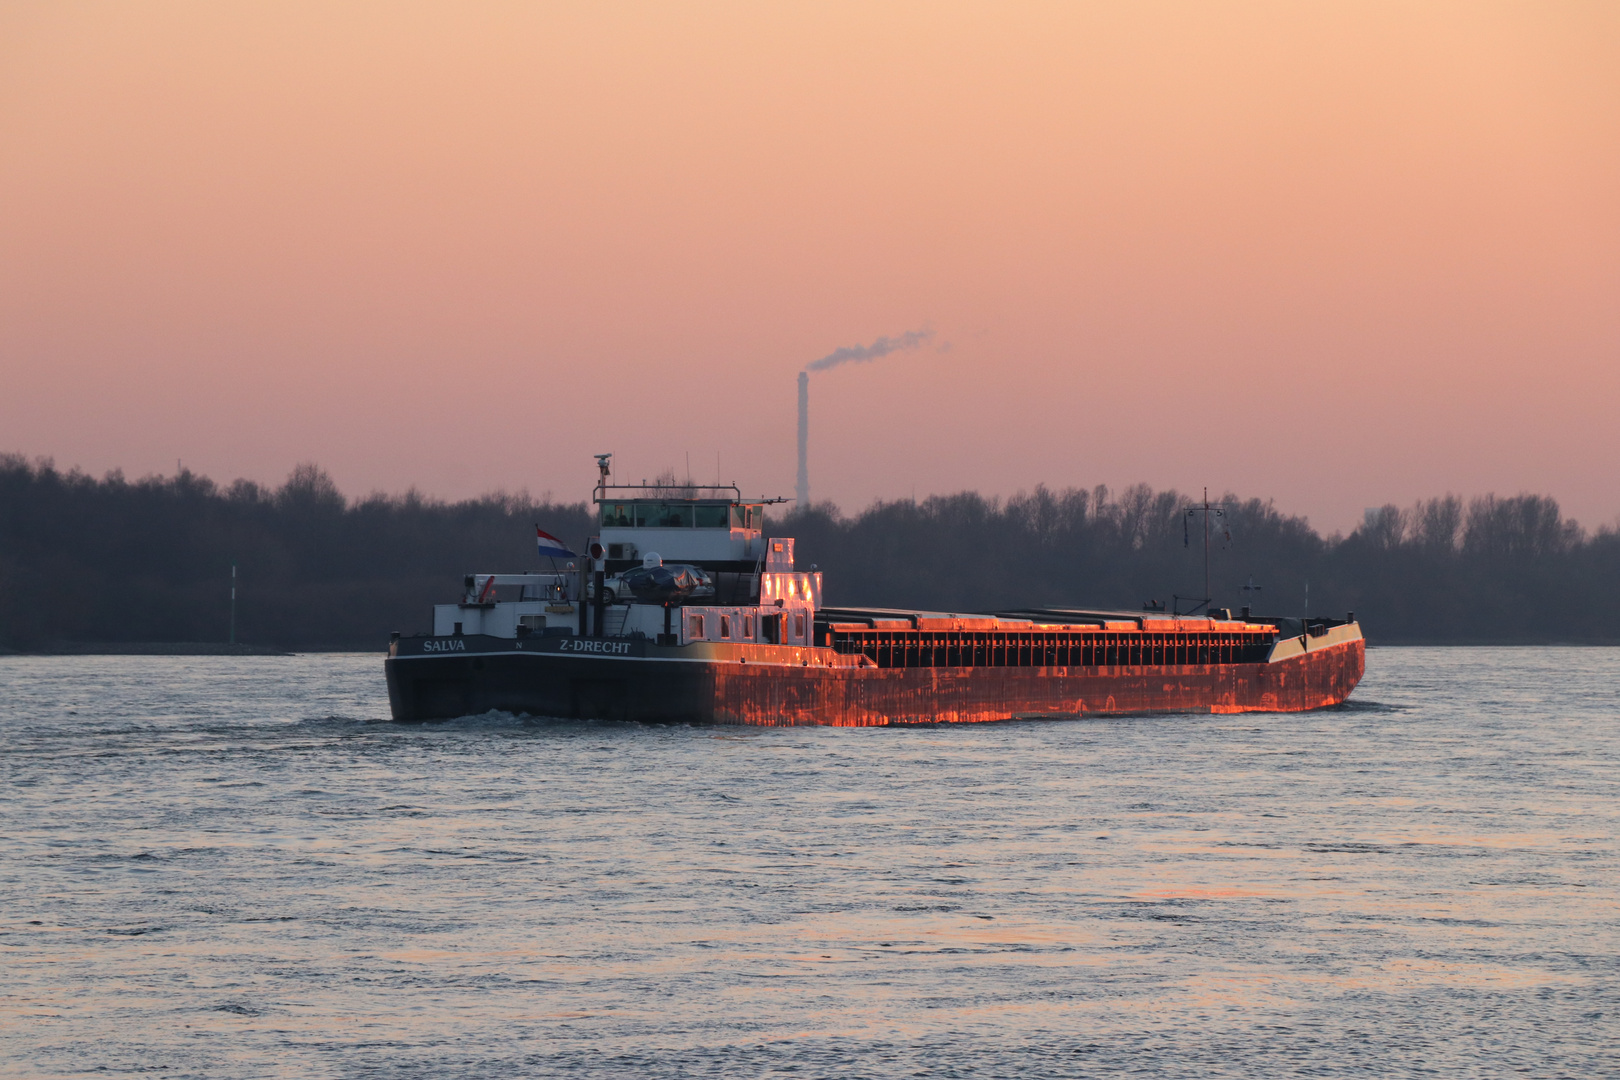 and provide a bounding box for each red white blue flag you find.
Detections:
[536,526,576,558]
